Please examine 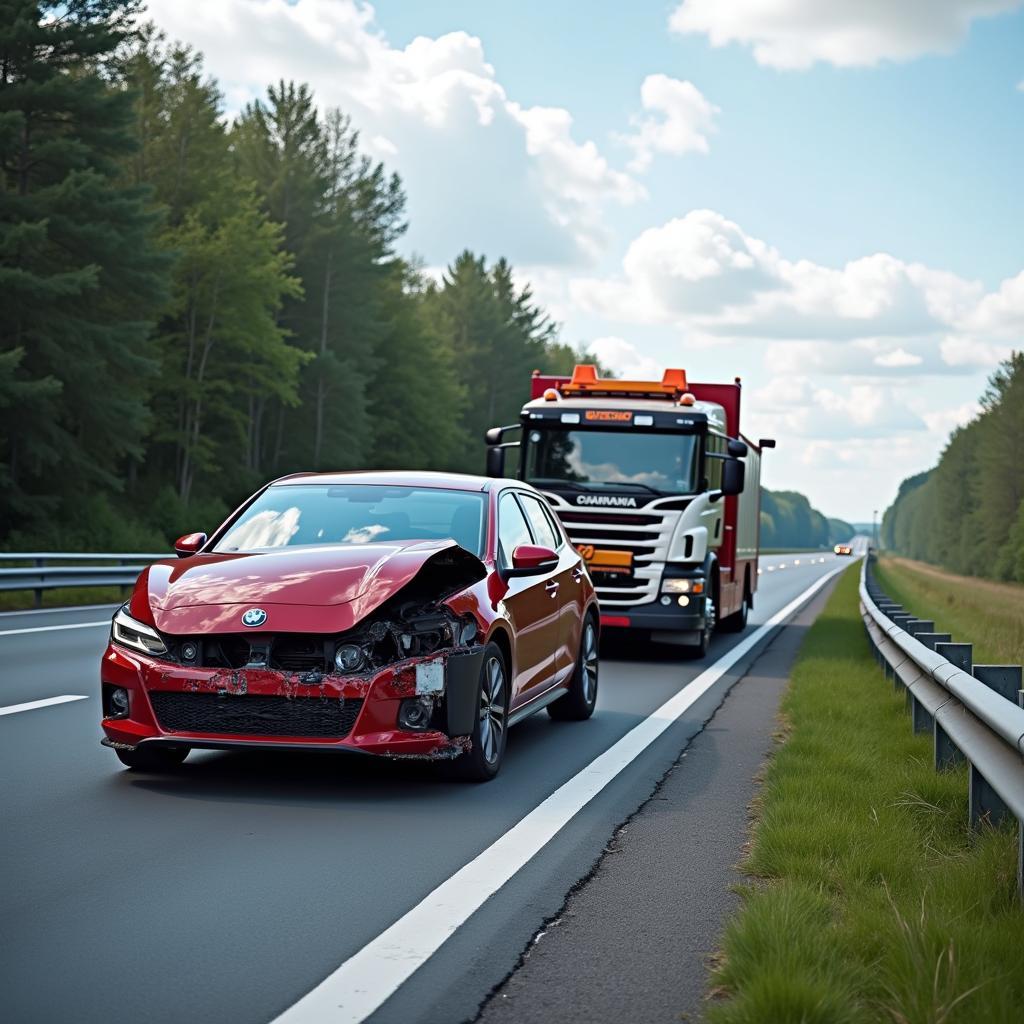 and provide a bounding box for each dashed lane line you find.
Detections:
[0,620,109,637]
[0,695,89,716]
